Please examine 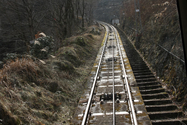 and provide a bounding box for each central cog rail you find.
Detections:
[73,22,151,125]
[111,25,116,125]
[112,25,138,125]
